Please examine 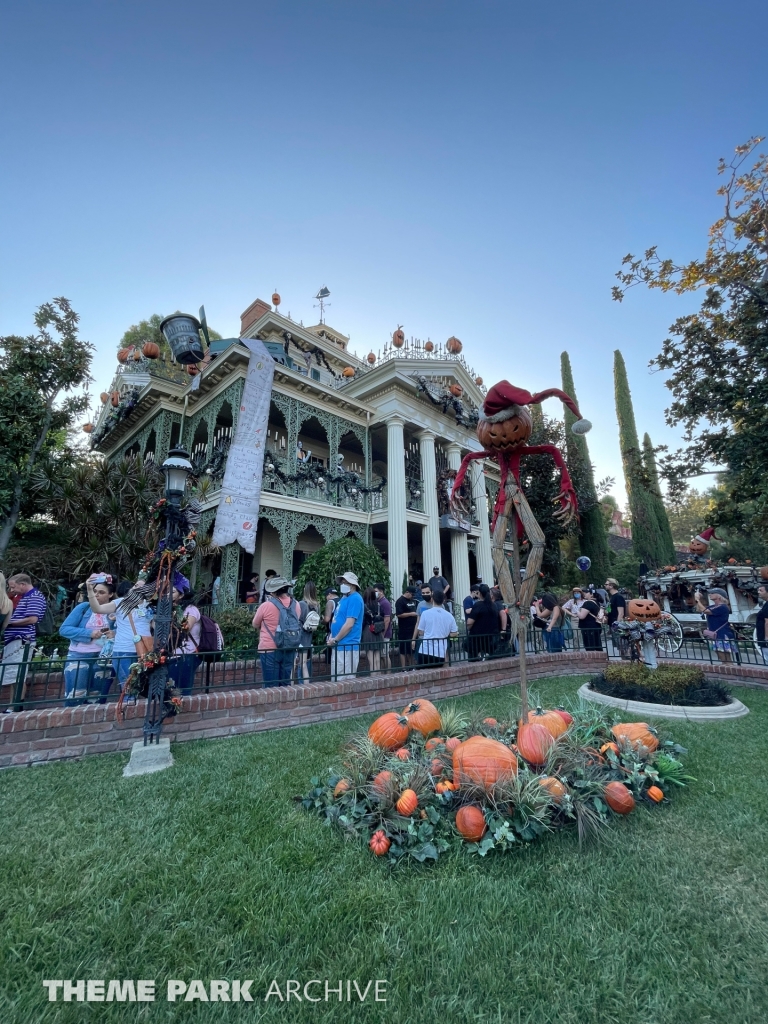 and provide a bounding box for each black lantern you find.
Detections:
[159,313,206,364]
[162,447,193,501]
